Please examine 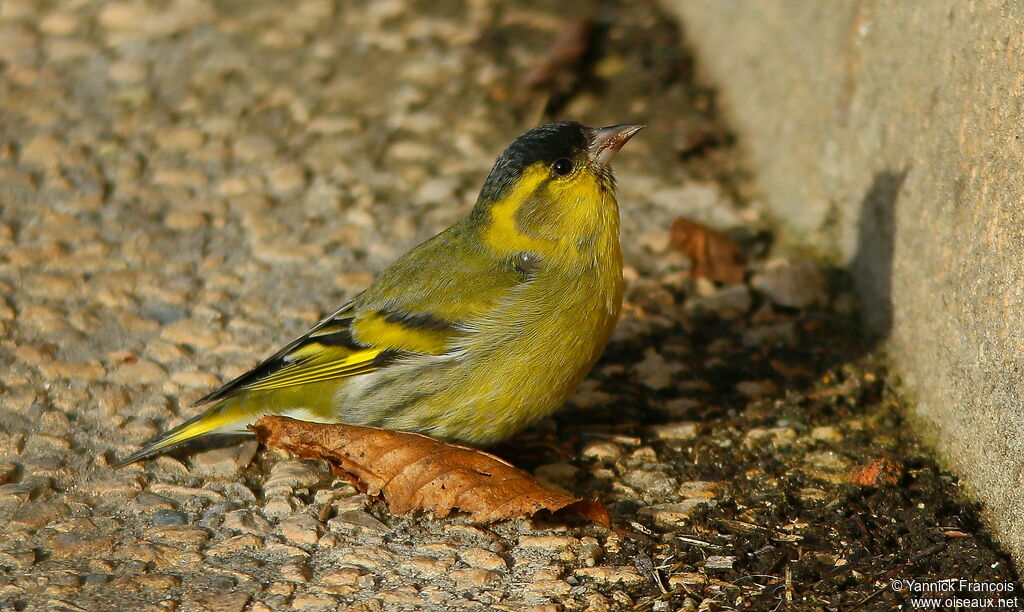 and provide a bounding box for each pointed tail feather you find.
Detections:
[113,399,257,467]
